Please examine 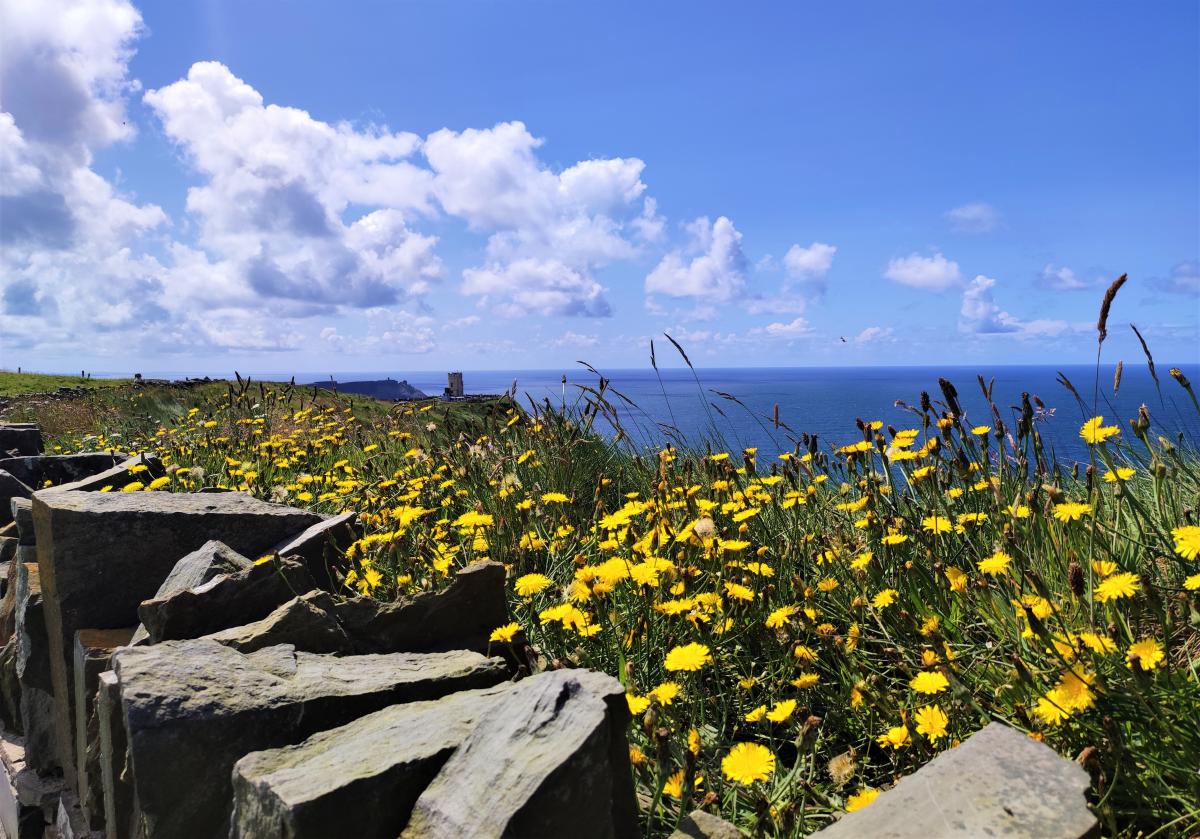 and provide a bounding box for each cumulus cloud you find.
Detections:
[1151,260,1199,295]
[645,216,747,302]
[462,258,609,317]
[959,275,1075,337]
[783,242,836,283]
[854,326,894,345]
[1038,263,1090,291]
[551,330,599,348]
[945,202,1000,233]
[758,316,813,338]
[883,252,963,291]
